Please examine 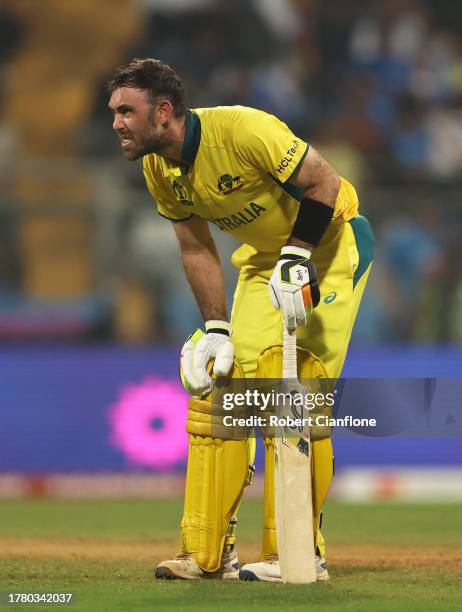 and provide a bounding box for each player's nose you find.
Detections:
[112,115,124,132]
